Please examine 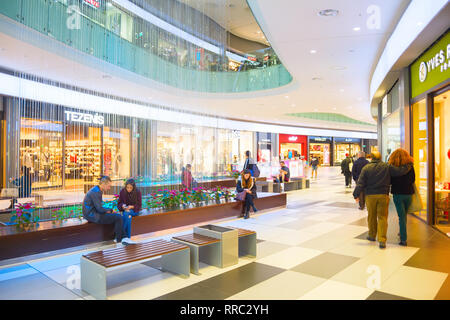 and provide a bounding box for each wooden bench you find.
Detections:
[227,227,257,257]
[171,233,221,275]
[80,239,190,299]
